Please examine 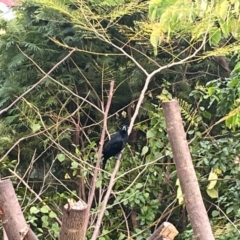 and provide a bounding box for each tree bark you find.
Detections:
[59,199,87,240]
[0,179,38,240]
[130,210,140,230]
[148,222,178,240]
[162,100,215,240]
